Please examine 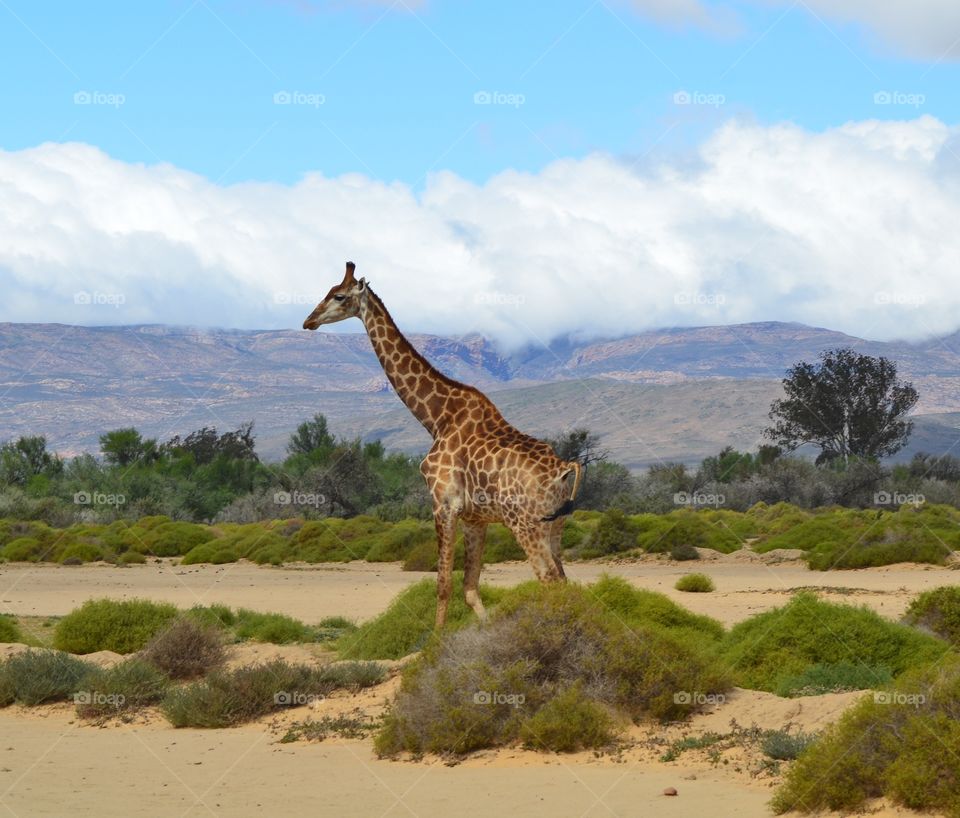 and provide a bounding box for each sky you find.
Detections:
[2,0,960,346]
